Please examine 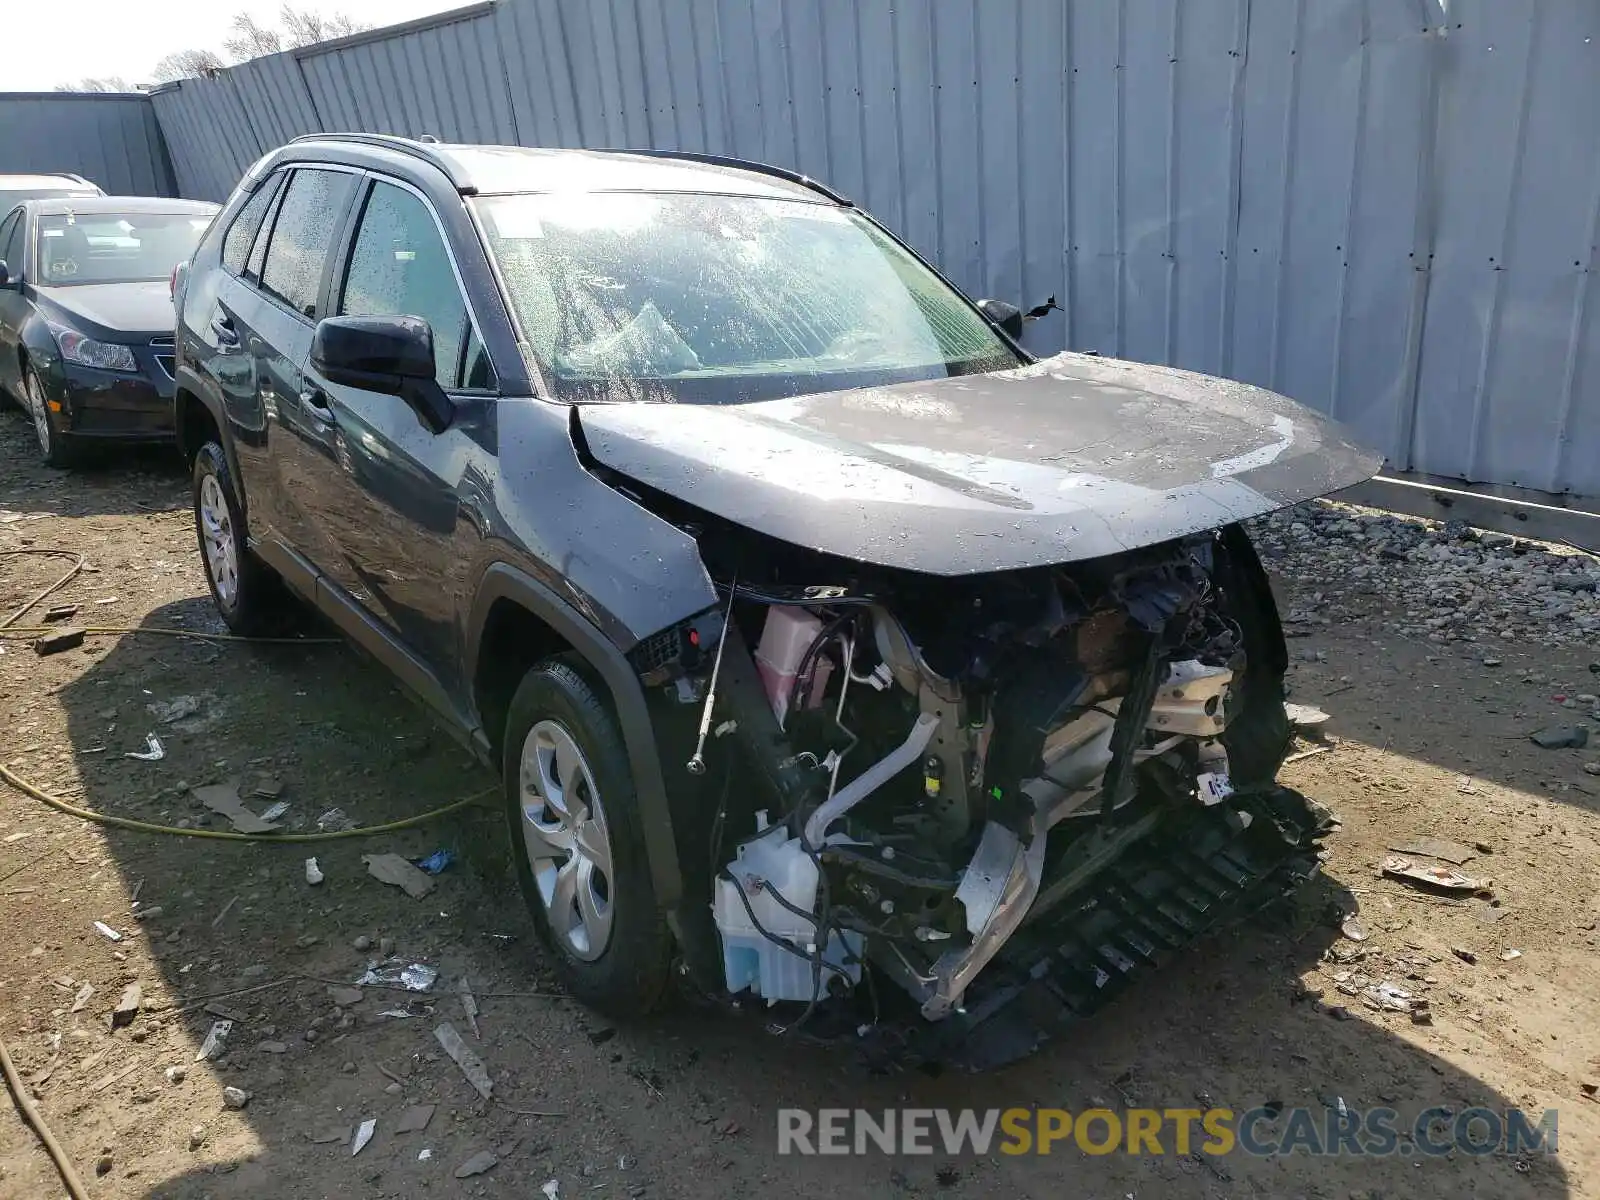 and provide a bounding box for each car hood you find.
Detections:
[576,352,1383,575]
[34,282,175,339]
